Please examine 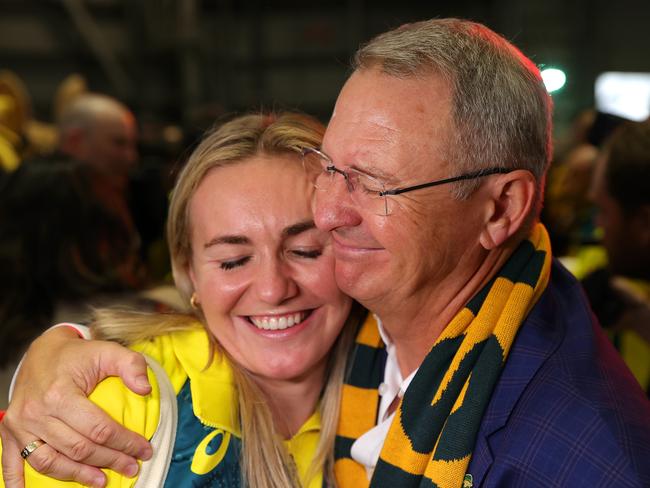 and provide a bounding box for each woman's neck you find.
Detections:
[252,360,328,439]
